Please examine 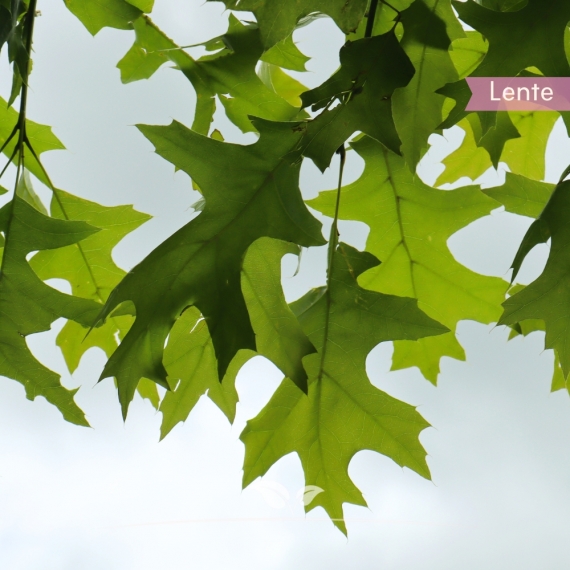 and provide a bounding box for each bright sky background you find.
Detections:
[2,1,570,568]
